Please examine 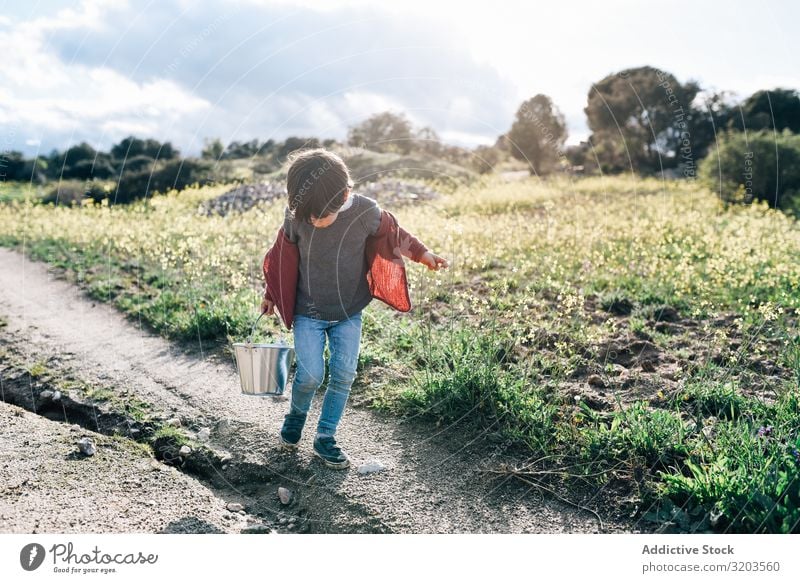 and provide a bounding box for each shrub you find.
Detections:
[62,158,116,180]
[42,181,109,205]
[113,158,213,204]
[120,155,156,173]
[699,130,800,209]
